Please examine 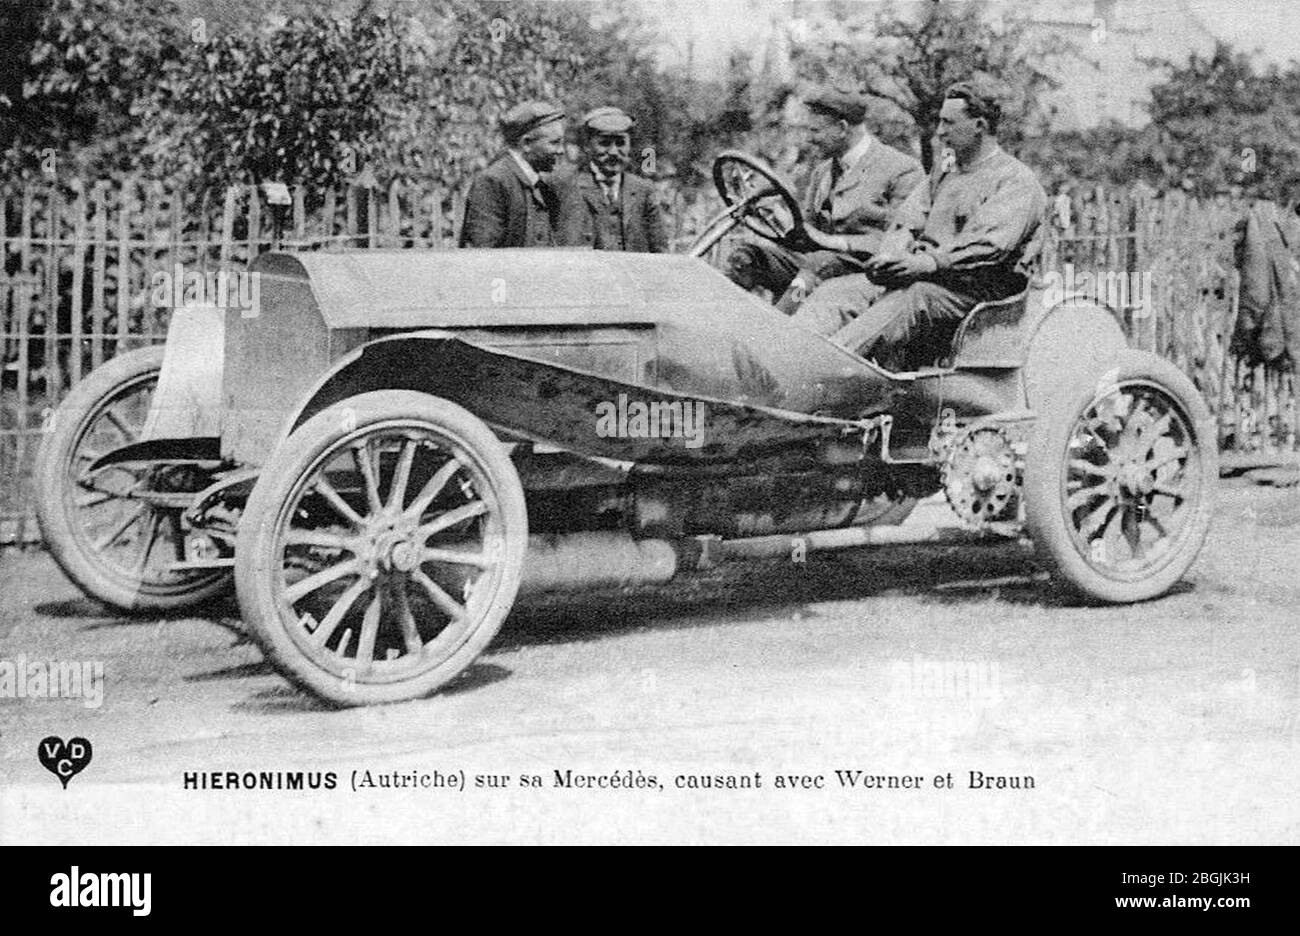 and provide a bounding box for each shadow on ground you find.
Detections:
[491,541,1104,652]
[227,662,512,713]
